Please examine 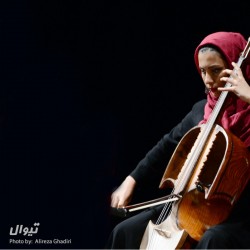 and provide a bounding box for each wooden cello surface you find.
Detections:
[140,124,250,249]
[176,125,250,241]
[139,38,250,249]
